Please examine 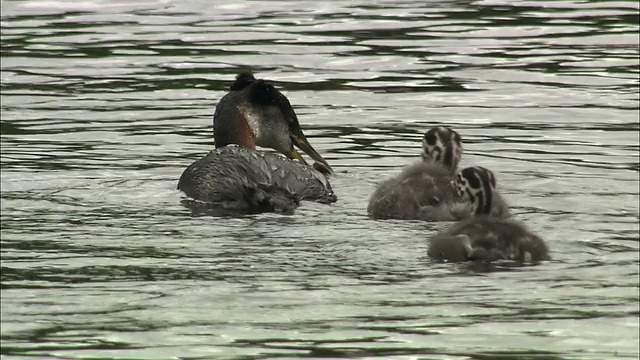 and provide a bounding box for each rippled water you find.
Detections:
[1,0,639,358]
